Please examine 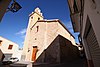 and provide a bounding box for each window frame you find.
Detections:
[8,45,13,50]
